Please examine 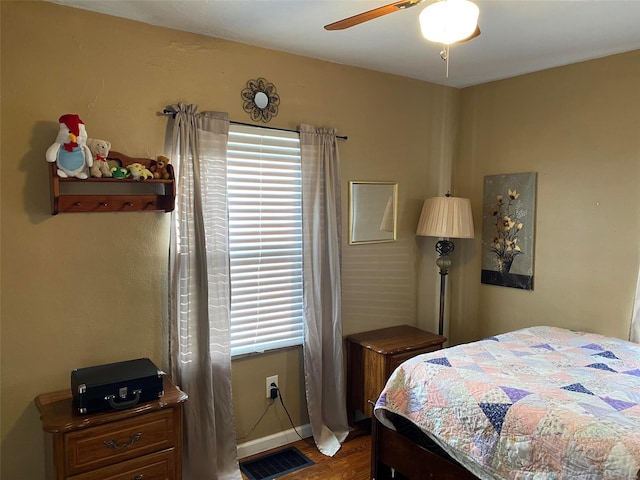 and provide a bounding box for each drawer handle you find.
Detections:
[104,432,142,450]
[132,475,144,480]
[104,389,142,410]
